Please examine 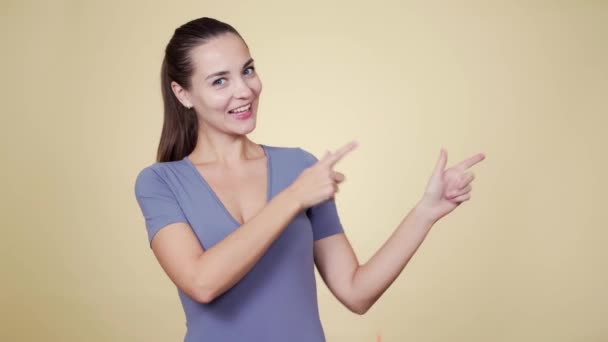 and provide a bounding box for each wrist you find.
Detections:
[281,186,304,213]
[413,202,439,226]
